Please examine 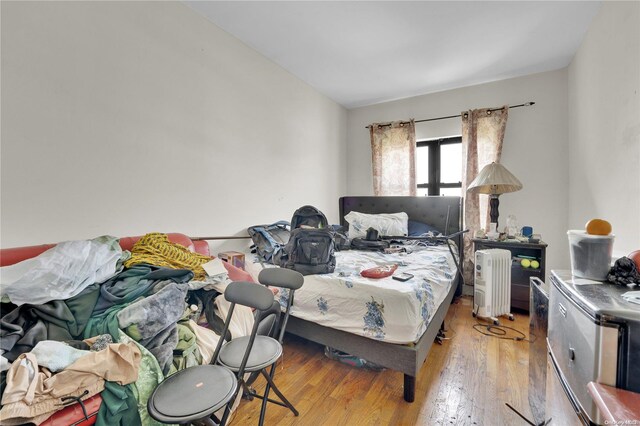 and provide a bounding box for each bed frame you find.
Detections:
[285,196,464,402]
